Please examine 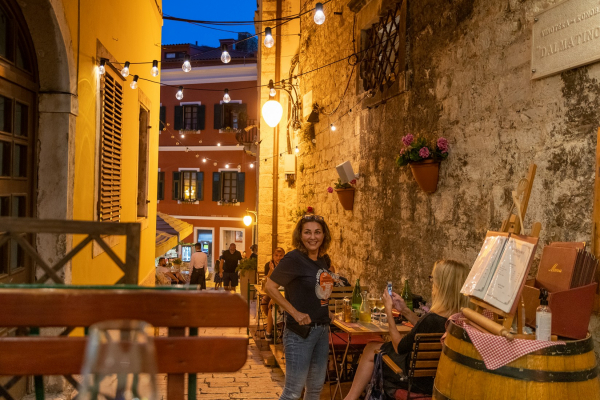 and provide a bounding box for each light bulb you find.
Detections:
[176,86,184,100]
[182,55,192,72]
[213,162,217,166]
[264,27,274,48]
[225,164,229,168]
[295,146,299,153]
[181,133,185,139]
[121,61,130,78]
[221,44,231,64]
[314,2,325,25]
[243,215,252,226]
[262,99,283,127]
[202,158,207,163]
[223,89,231,103]
[217,143,221,146]
[151,60,159,77]
[330,124,336,131]
[250,163,254,168]
[268,79,276,97]
[237,164,241,170]
[98,58,106,75]
[130,75,139,89]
